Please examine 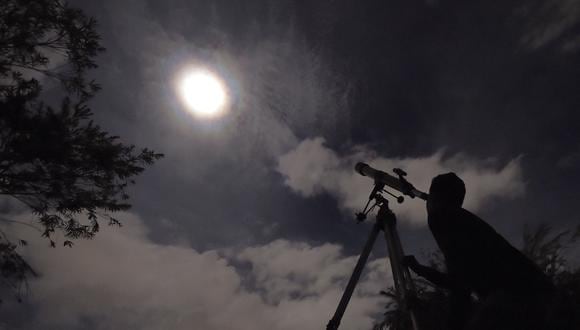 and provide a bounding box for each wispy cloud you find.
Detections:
[518,0,580,51]
[87,0,351,247]
[100,0,348,168]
